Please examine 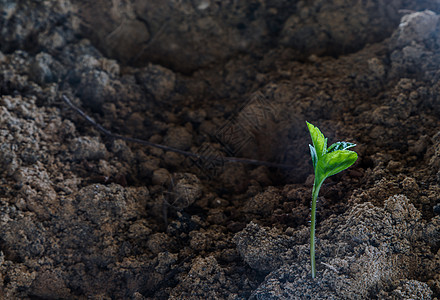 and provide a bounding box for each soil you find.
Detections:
[1,1,440,299]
